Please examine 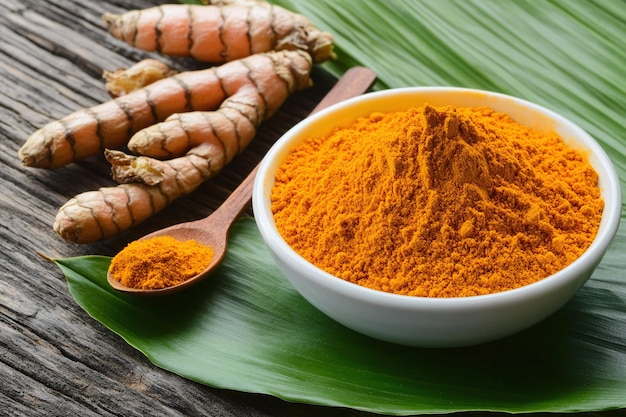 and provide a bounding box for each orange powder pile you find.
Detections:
[109,235,214,290]
[270,105,603,297]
